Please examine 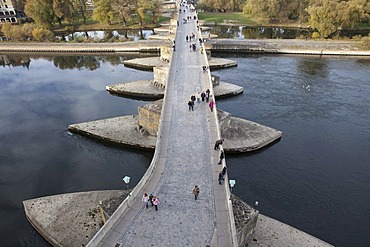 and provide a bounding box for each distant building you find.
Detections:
[0,0,17,24]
